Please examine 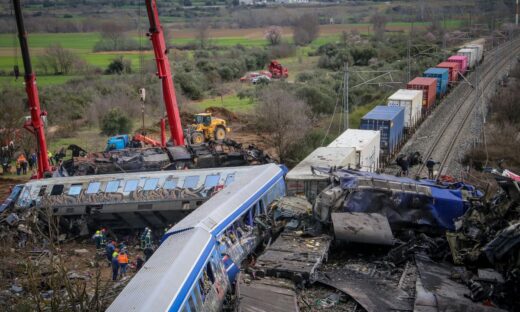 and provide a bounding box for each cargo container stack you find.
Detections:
[328,129,381,172]
[464,44,484,65]
[387,89,422,132]
[457,48,477,68]
[436,61,460,84]
[447,55,468,76]
[360,105,405,160]
[423,68,449,97]
[406,77,437,113]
